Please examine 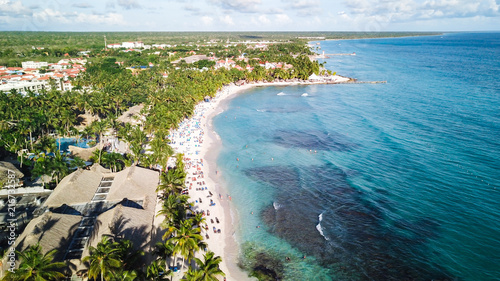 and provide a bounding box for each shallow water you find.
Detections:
[214,33,500,281]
